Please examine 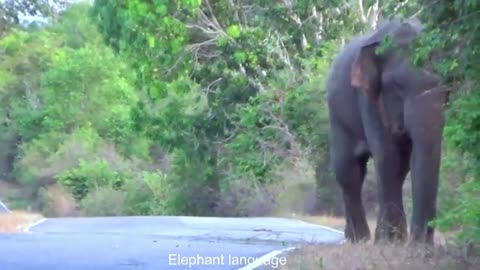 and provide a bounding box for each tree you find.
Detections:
[0,0,67,35]
[89,0,376,215]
